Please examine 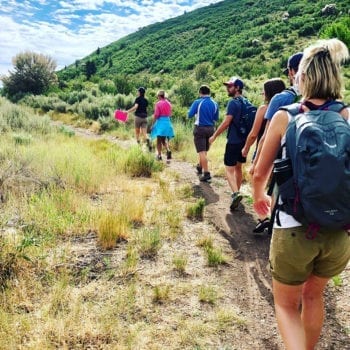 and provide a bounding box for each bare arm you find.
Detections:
[252,111,288,217]
[209,115,233,143]
[242,104,267,157]
[127,103,138,114]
